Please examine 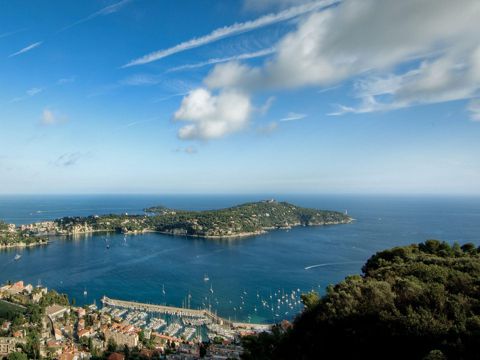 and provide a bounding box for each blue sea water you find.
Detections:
[0,194,479,323]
